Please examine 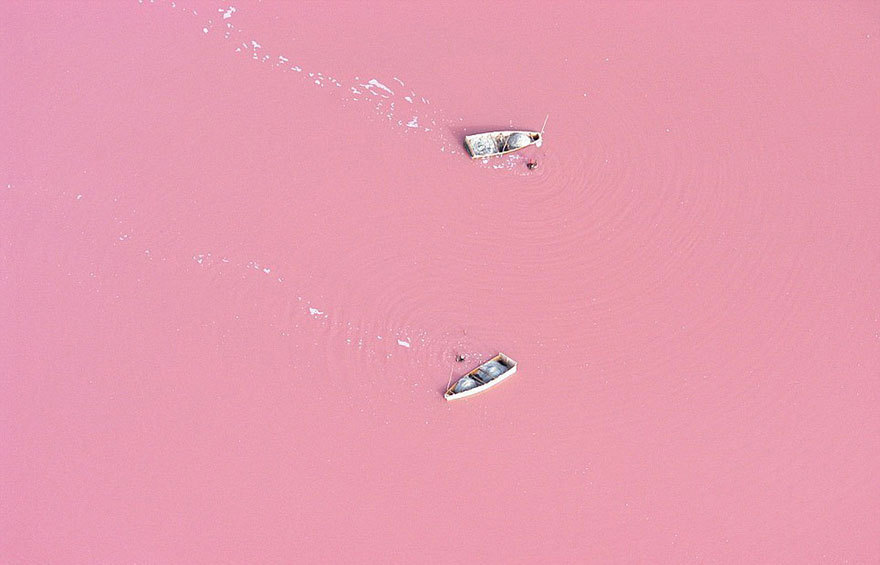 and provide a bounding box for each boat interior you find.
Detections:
[500,132,541,152]
[465,131,541,157]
